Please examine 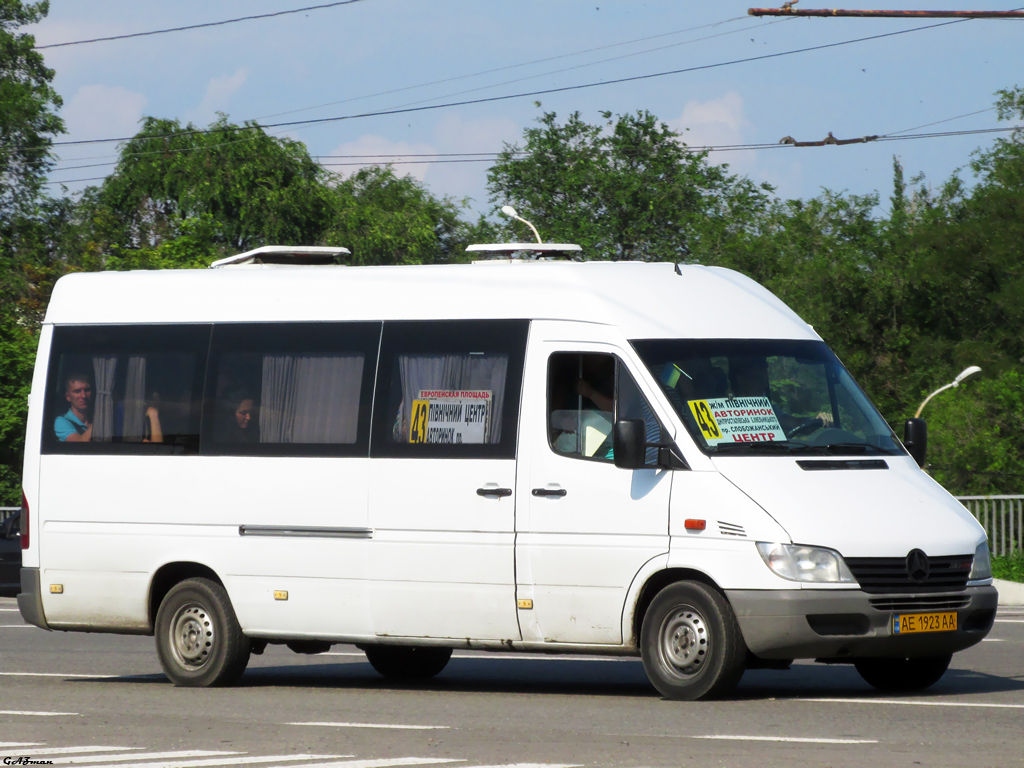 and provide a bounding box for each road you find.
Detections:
[1,596,1022,768]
